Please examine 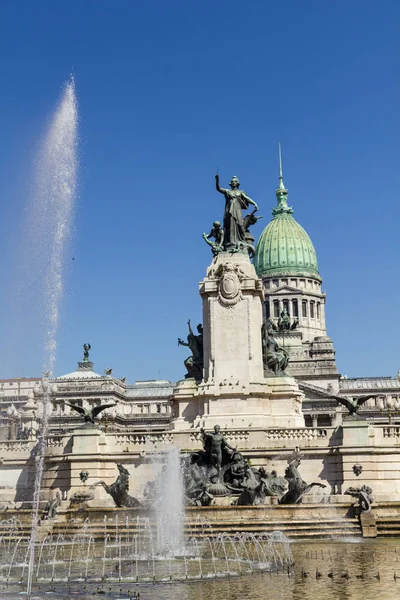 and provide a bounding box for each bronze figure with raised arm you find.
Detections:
[215,173,258,252]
